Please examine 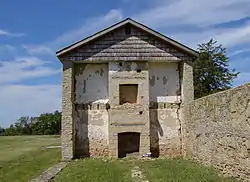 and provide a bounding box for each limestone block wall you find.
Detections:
[182,83,250,181]
[108,61,150,157]
[61,62,74,161]
[74,63,109,157]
